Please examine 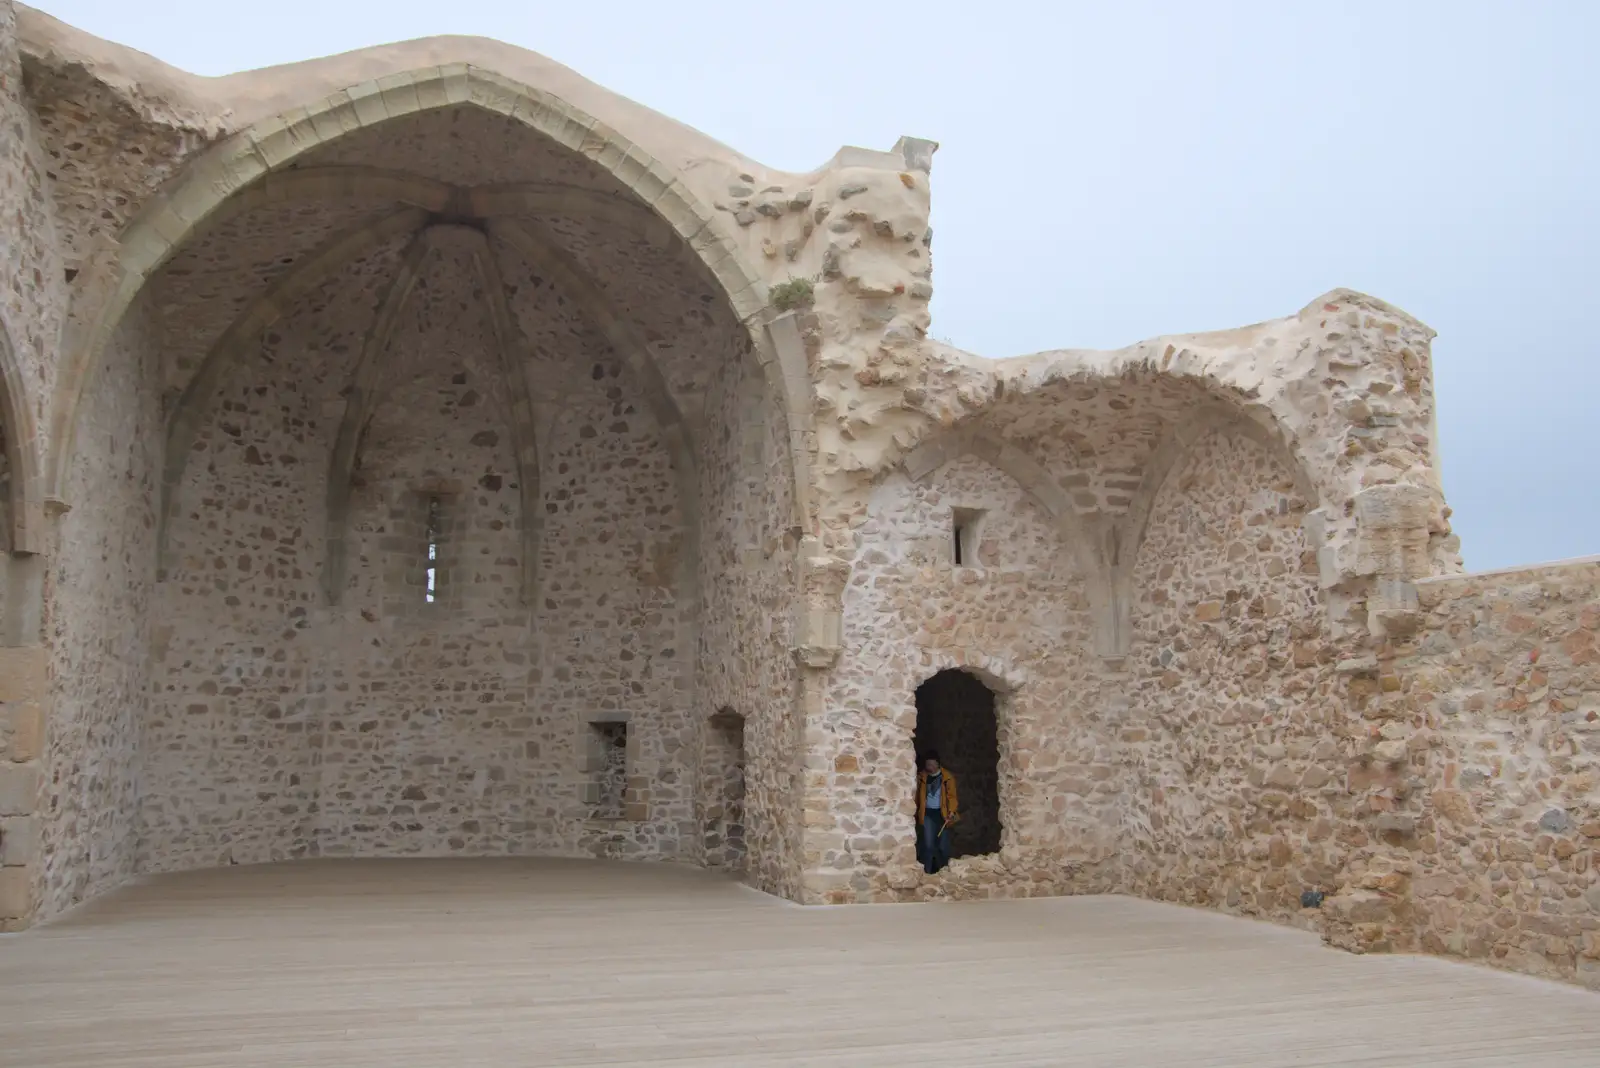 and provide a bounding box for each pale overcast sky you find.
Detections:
[29,0,1599,572]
